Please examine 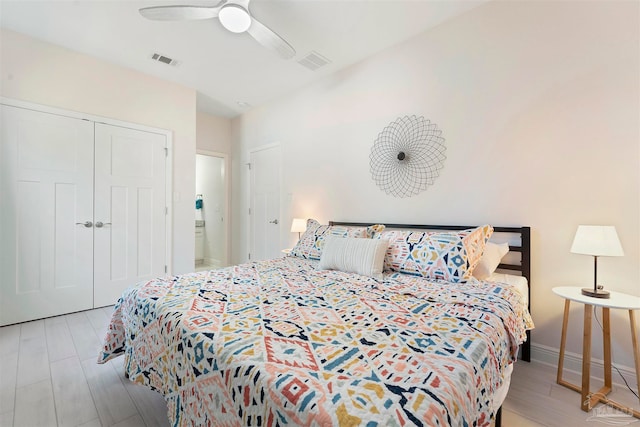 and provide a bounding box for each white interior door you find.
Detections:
[0,105,94,325]
[93,123,167,307]
[250,145,281,261]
